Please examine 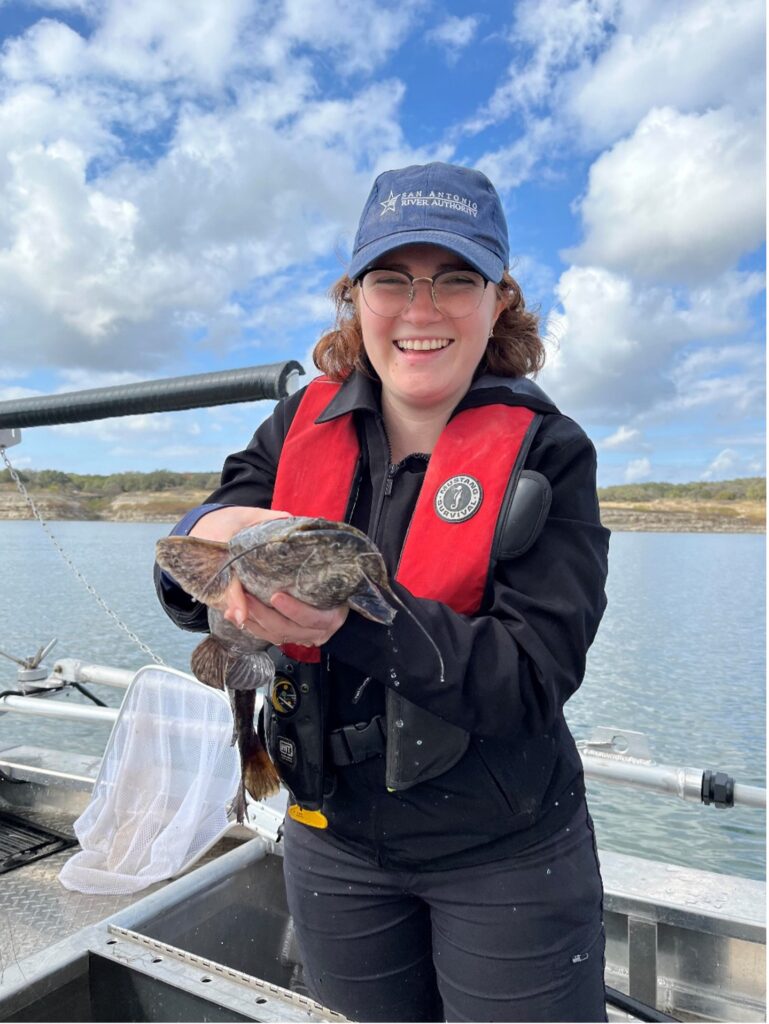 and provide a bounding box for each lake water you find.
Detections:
[0,521,765,880]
